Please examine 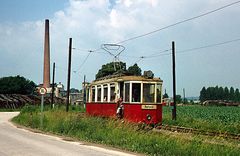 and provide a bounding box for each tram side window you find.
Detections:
[143,84,155,103]
[124,83,130,102]
[132,83,141,102]
[97,86,101,102]
[103,84,108,102]
[110,84,115,102]
[91,87,95,102]
[156,84,162,103]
